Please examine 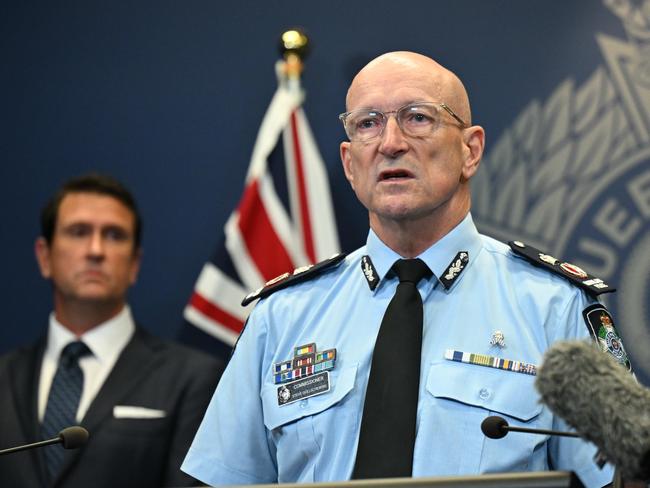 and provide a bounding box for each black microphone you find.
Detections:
[481,415,580,440]
[0,426,89,456]
[536,340,650,480]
